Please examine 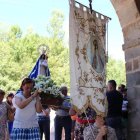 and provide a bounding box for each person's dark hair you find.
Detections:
[20,78,35,90]
[108,80,117,88]
[0,89,6,96]
[7,93,14,98]
[6,93,14,105]
[60,86,68,96]
[118,84,126,93]
[118,84,125,90]
[60,86,68,92]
